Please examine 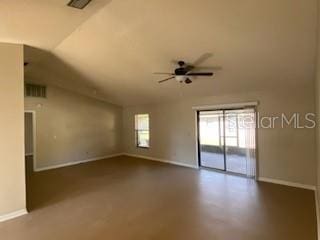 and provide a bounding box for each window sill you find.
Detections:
[136,146,150,149]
